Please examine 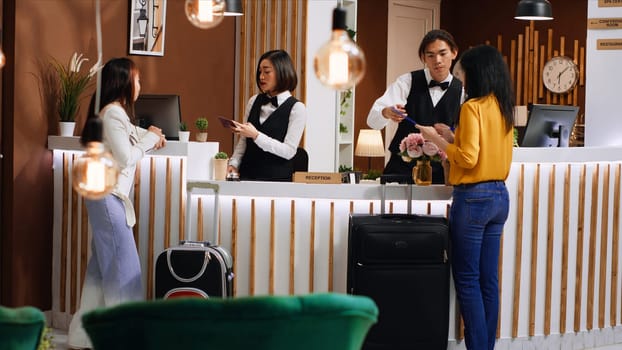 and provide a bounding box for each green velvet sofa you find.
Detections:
[0,305,45,350]
[82,293,378,350]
